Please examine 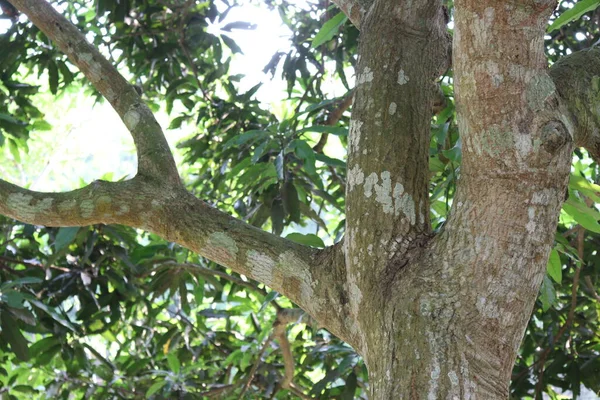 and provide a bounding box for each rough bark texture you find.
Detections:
[3,0,599,398]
